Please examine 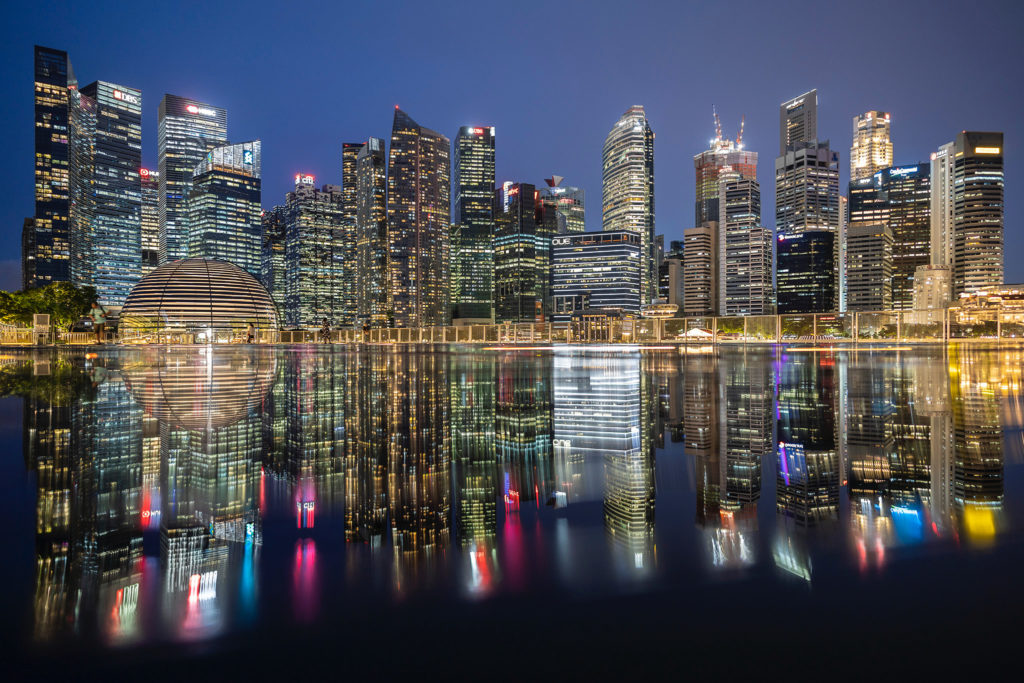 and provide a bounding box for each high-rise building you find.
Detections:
[452,125,496,323]
[340,143,362,326]
[694,113,756,226]
[157,95,228,264]
[718,171,773,315]
[27,46,74,289]
[69,81,143,305]
[186,141,262,276]
[551,230,641,320]
[284,176,346,327]
[539,176,585,234]
[602,106,656,303]
[776,231,837,314]
[850,111,893,181]
[355,138,389,328]
[494,183,555,323]
[140,169,160,276]
[388,108,450,327]
[779,90,817,156]
[658,257,683,308]
[261,205,287,314]
[682,224,717,316]
[930,141,956,270]
[845,223,893,311]
[952,132,1004,296]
